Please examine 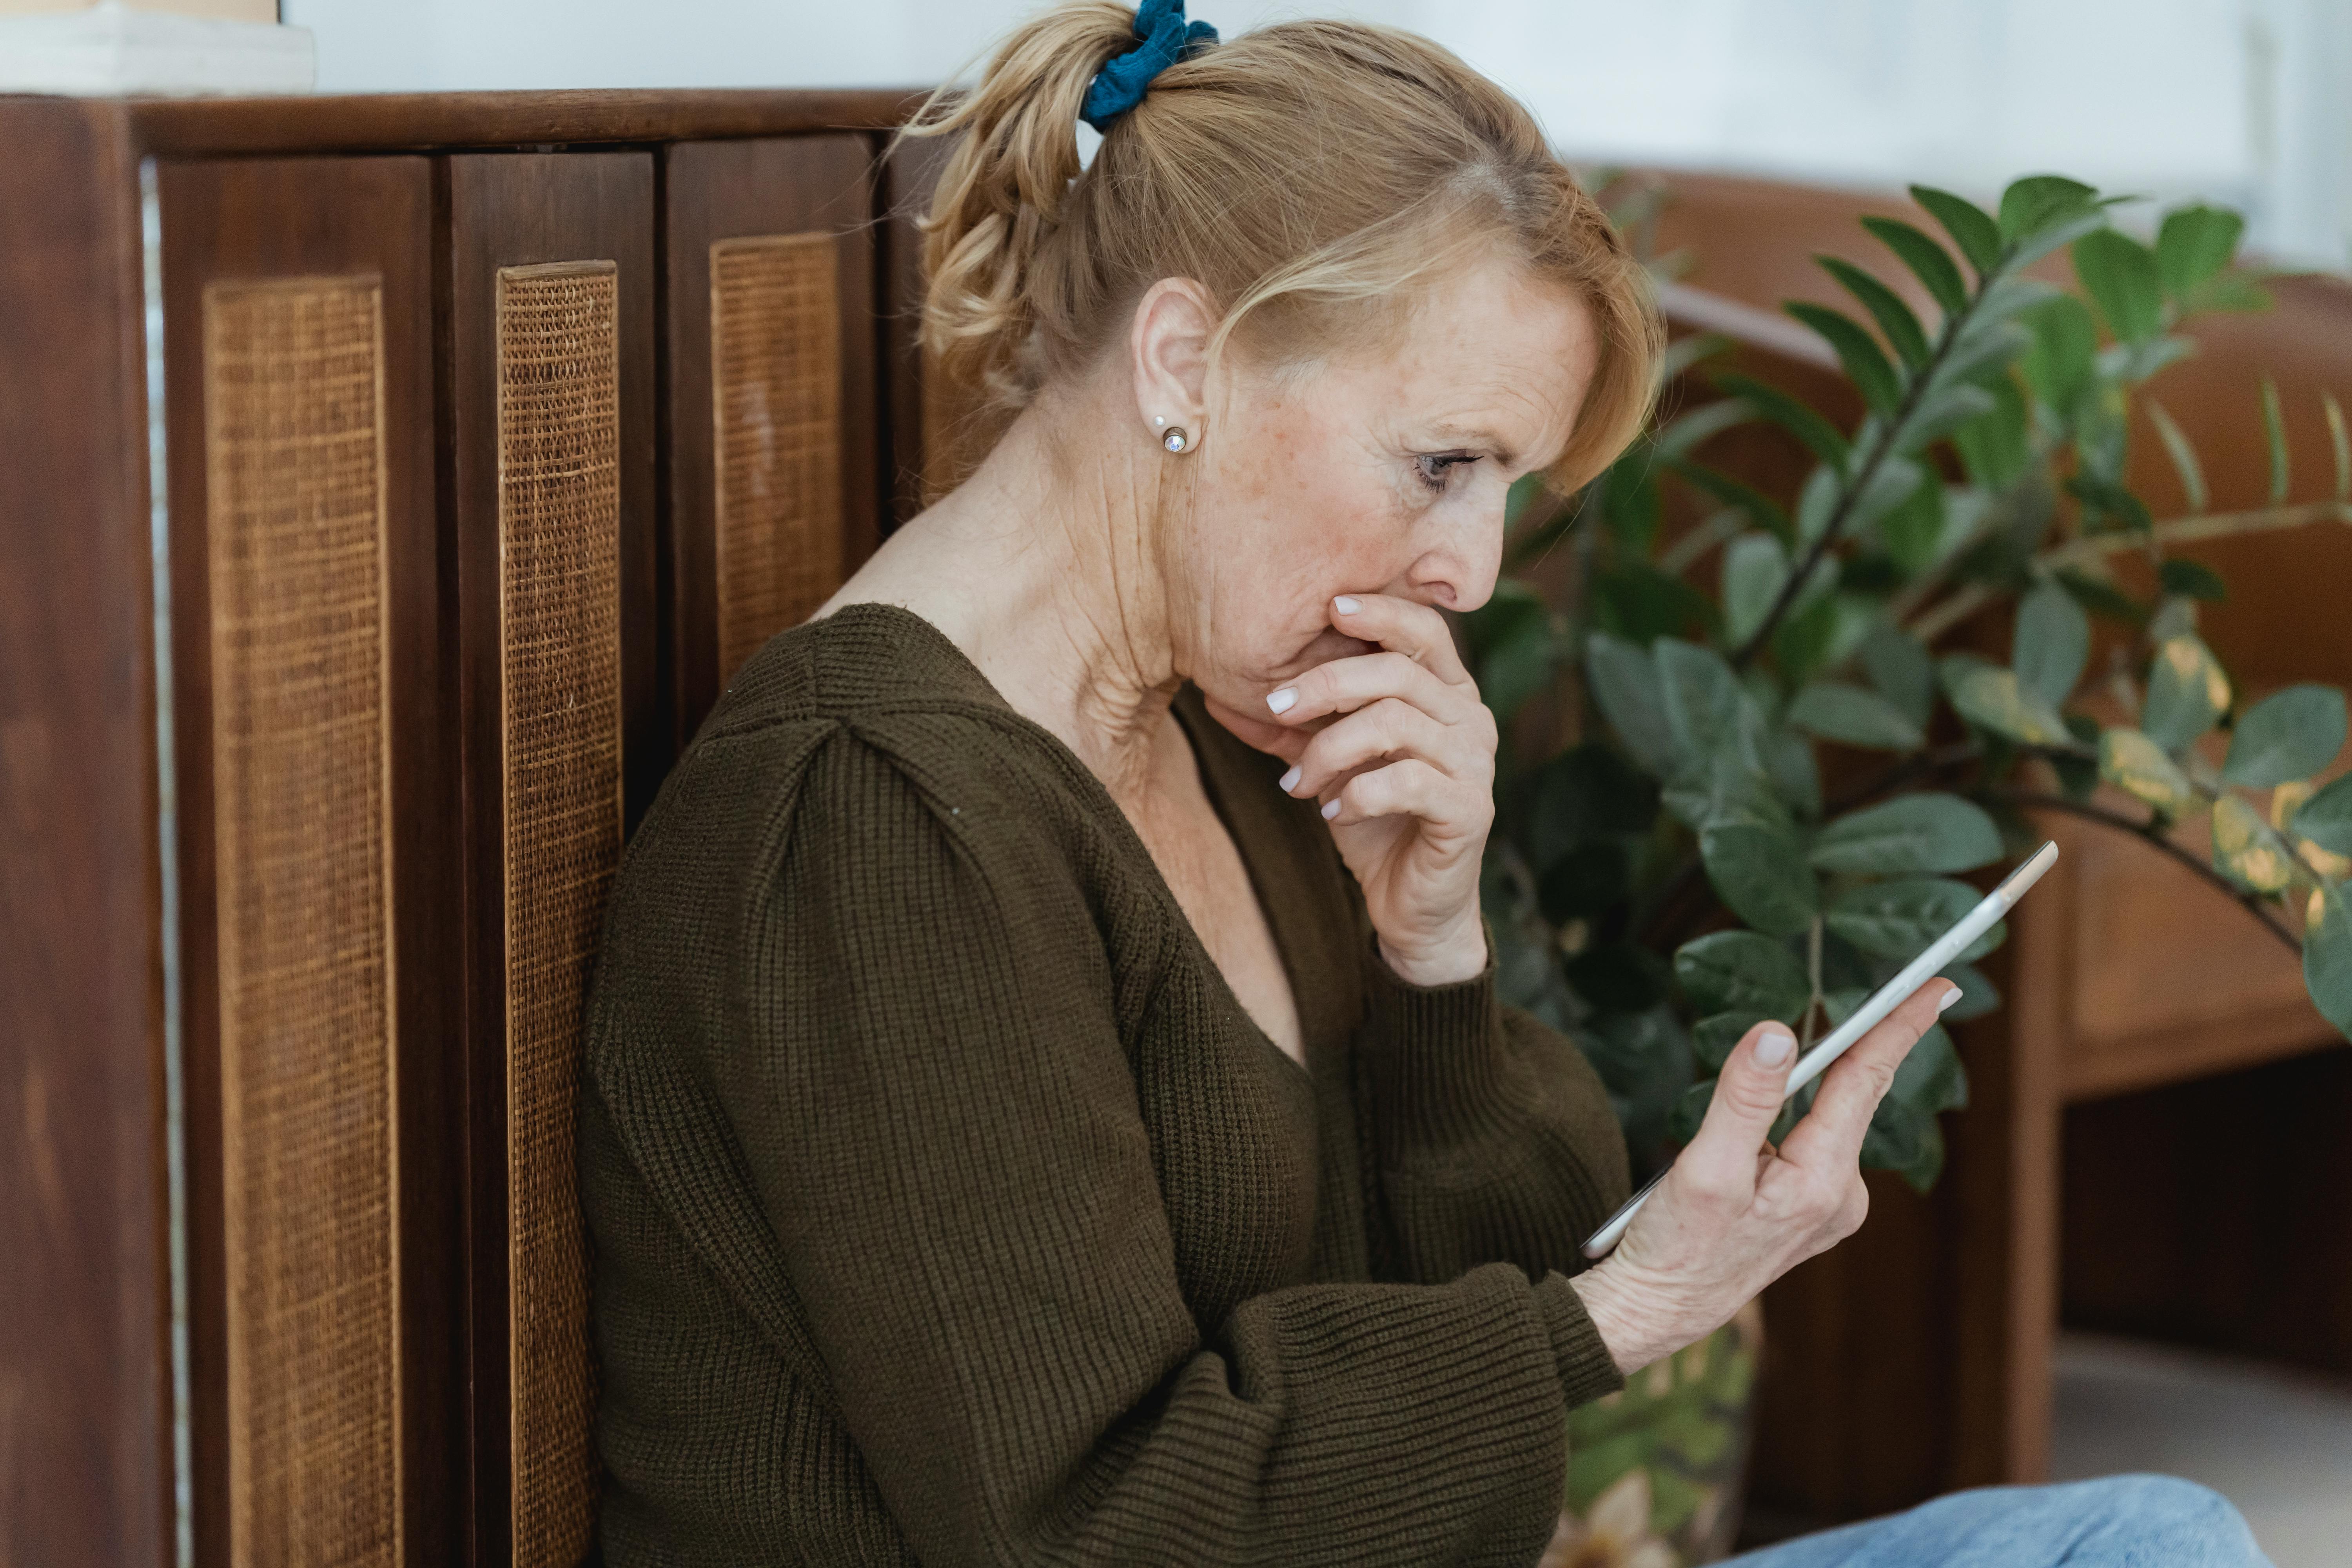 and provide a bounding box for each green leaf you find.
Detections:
[1526,744,1660,870]
[1938,960,2001,1021]
[1585,632,1680,779]
[1936,317,2035,387]
[1674,930,1811,1019]
[2013,578,2091,707]
[1863,215,1967,316]
[2145,400,2210,514]
[1895,381,1997,456]
[2056,564,2150,628]
[2158,559,2227,603]
[2212,794,2298,893]
[1656,637,1747,768]
[1465,580,1555,726]
[2143,635,2232,751]
[2056,712,2102,800]
[1862,622,1936,728]
[1592,562,1719,646]
[1667,456,1795,544]
[1911,185,2002,276]
[1653,396,1758,461]
[1692,1011,1769,1072]
[2020,294,2099,416]
[2263,378,2291,505]
[2156,204,2244,302]
[1999,174,2101,242]
[1818,254,1930,367]
[1827,877,1996,961]
[1764,724,1822,820]
[2306,884,2352,1040]
[1890,1021,1969,1114]
[1809,794,2004,876]
[1722,532,1791,649]
[1503,471,1549,530]
[1951,374,2031,490]
[2099,728,2202,818]
[1788,682,1926,751]
[2071,229,2164,344]
[1601,453,1662,552]
[1788,301,1902,415]
[2066,472,2155,534]
[1711,371,1852,469]
[2292,772,2352,857]
[1700,794,1820,938]
[1942,655,2073,746]
[2223,684,2348,788]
